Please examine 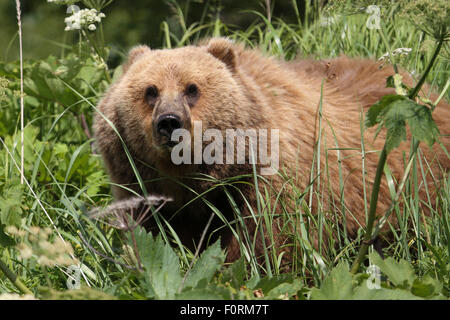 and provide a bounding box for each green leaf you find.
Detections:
[352,283,380,299]
[310,262,354,300]
[0,225,15,247]
[111,65,123,83]
[25,57,80,106]
[220,256,246,289]
[385,119,406,153]
[54,143,69,156]
[131,226,183,300]
[251,274,296,294]
[365,94,404,128]
[371,288,423,300]
[182,240,225,290]
[411,276,442,298]
[352,278,422,300]
[176,285,232,300]
[366,95,440,153]
[0,184,24,227]
[265,278,303,299]
[386,75,395,88]
[407,103,440,148]
[369,252,415,288]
